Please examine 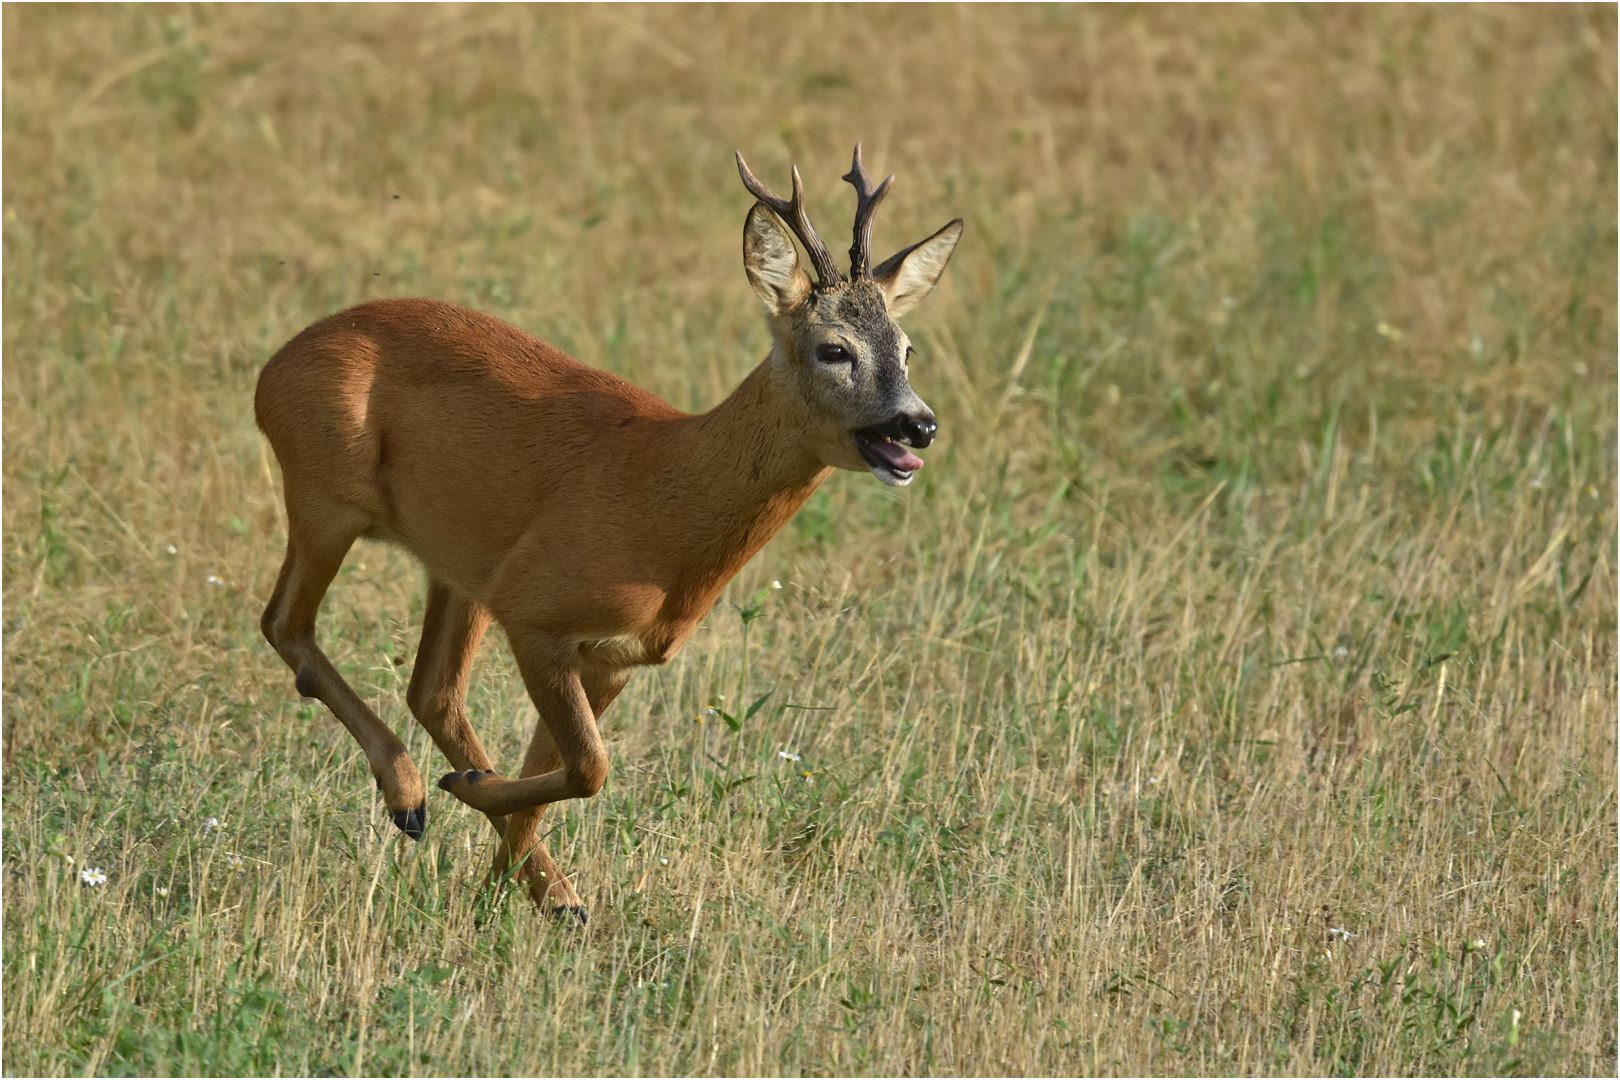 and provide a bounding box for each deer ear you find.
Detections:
[872,219,963,318]
[743,203,812,315]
